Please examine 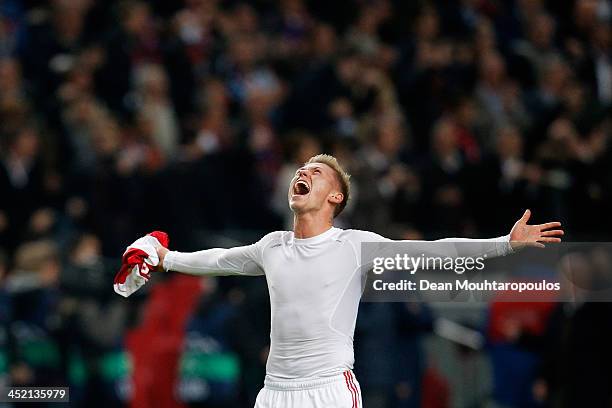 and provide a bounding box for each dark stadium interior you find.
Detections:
[0,0,611,406]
